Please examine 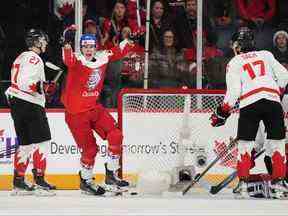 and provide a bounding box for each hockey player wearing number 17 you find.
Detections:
[62,34,134,195]
[210,27,288,199]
